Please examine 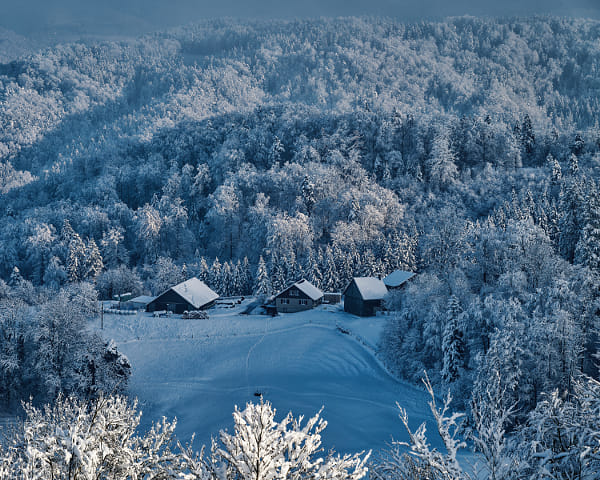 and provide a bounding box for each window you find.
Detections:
[300,299,308,305]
